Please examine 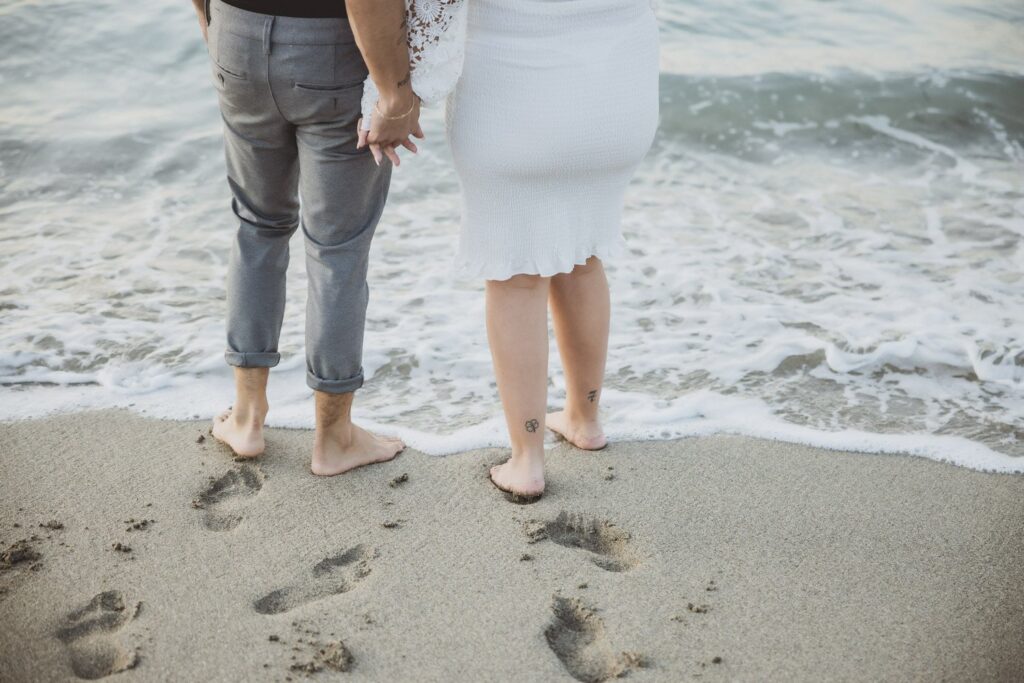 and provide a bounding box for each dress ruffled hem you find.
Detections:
[452,234,628,281]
